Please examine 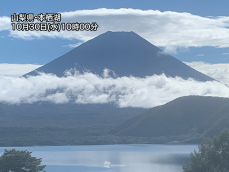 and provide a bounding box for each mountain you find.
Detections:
[24,31,213,81]
[112,96,229,142]
[0,103,146,128]
[2,96,229,146]
[4,32,221,146]
[0,102,148,146]
[0,103,21,126]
